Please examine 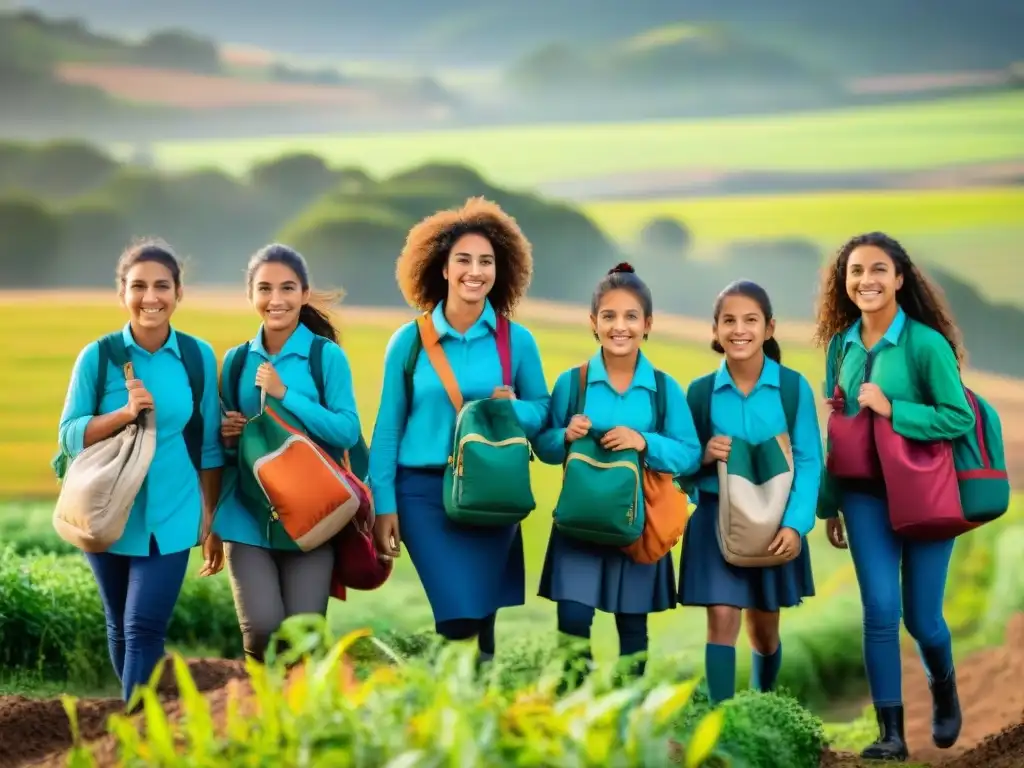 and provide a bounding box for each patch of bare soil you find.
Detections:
[821,615,1024,766]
